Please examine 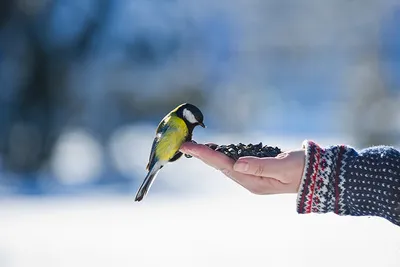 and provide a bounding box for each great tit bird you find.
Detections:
[134,103,205,202]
